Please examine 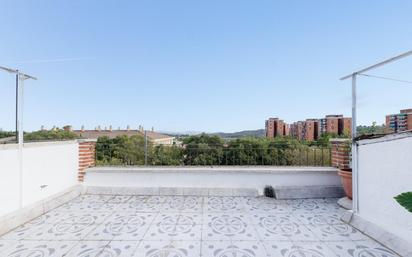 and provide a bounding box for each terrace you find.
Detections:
[0,195,398,257]
[0,133,410,257]
[0,54,411,257]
